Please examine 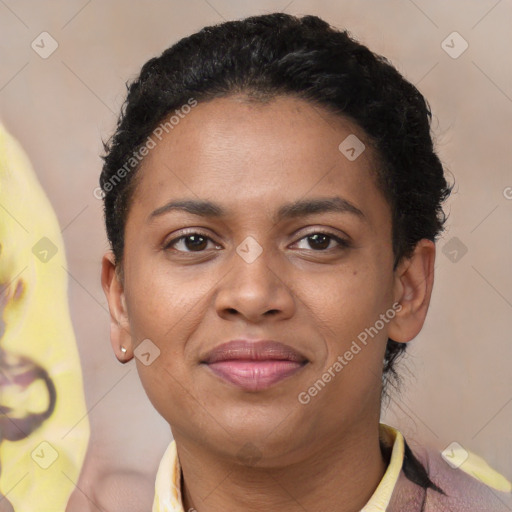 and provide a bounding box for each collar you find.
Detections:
[152,422,404,512]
